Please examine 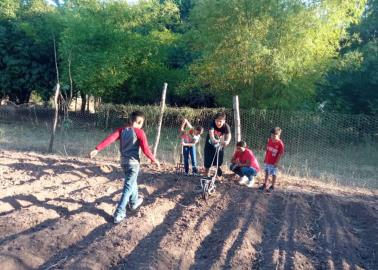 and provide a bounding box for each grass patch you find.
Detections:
[0,120,377,188]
